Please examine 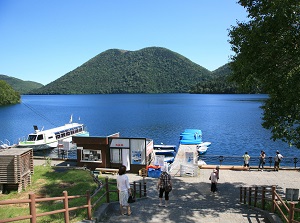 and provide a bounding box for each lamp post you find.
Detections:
[268,156,273,167]
[294,157,298,168]
[219,156,224,166]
